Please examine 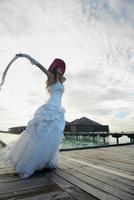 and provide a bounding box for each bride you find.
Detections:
[0,53,66,179]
